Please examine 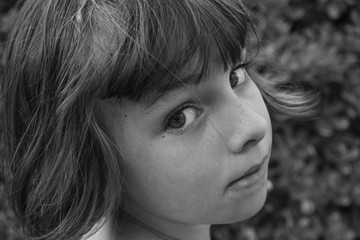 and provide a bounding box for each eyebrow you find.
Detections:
[143,72,203,112]
[142,50,230,112]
